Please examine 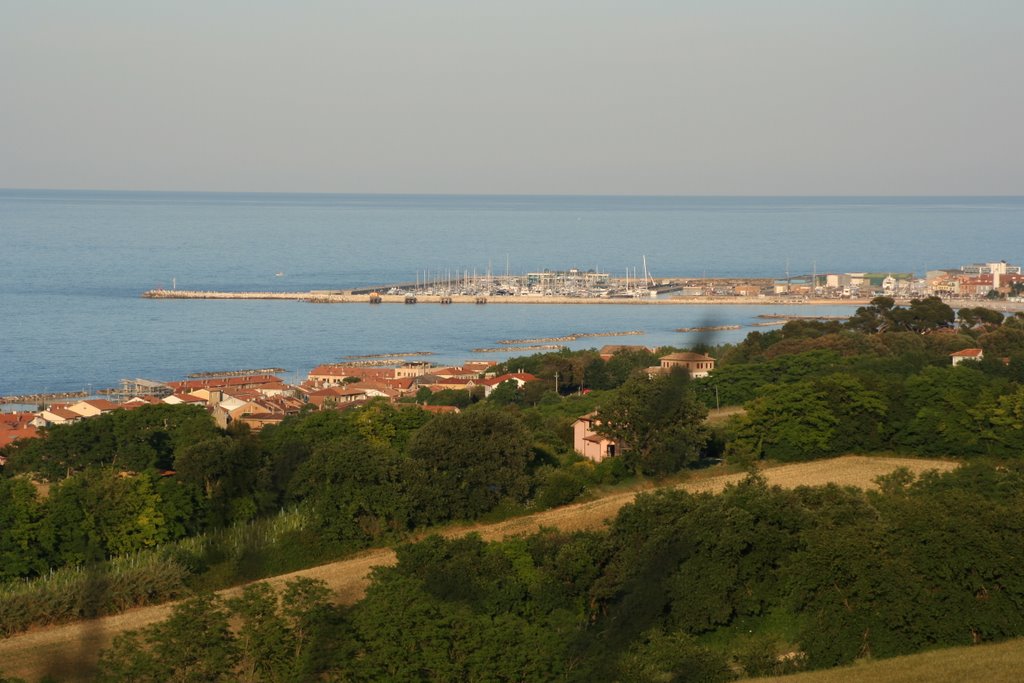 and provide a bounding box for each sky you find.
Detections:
[2,1,1022,195]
